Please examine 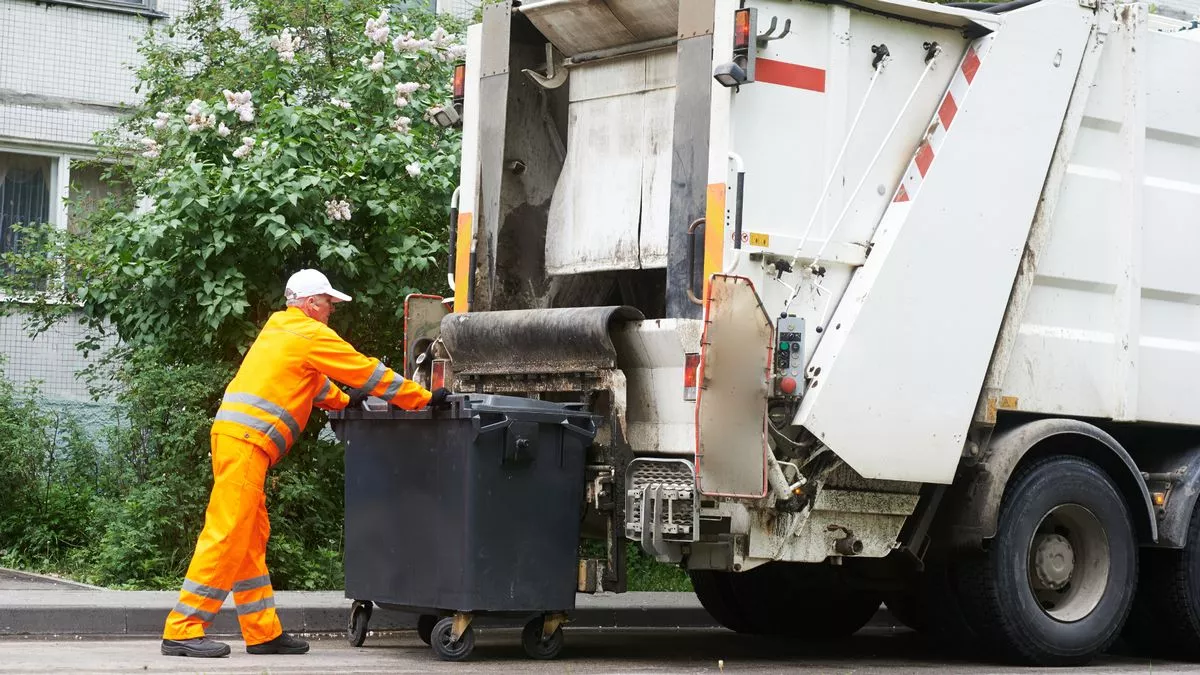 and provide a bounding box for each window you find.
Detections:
[0,152,52,256]
[68,162,126,234]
